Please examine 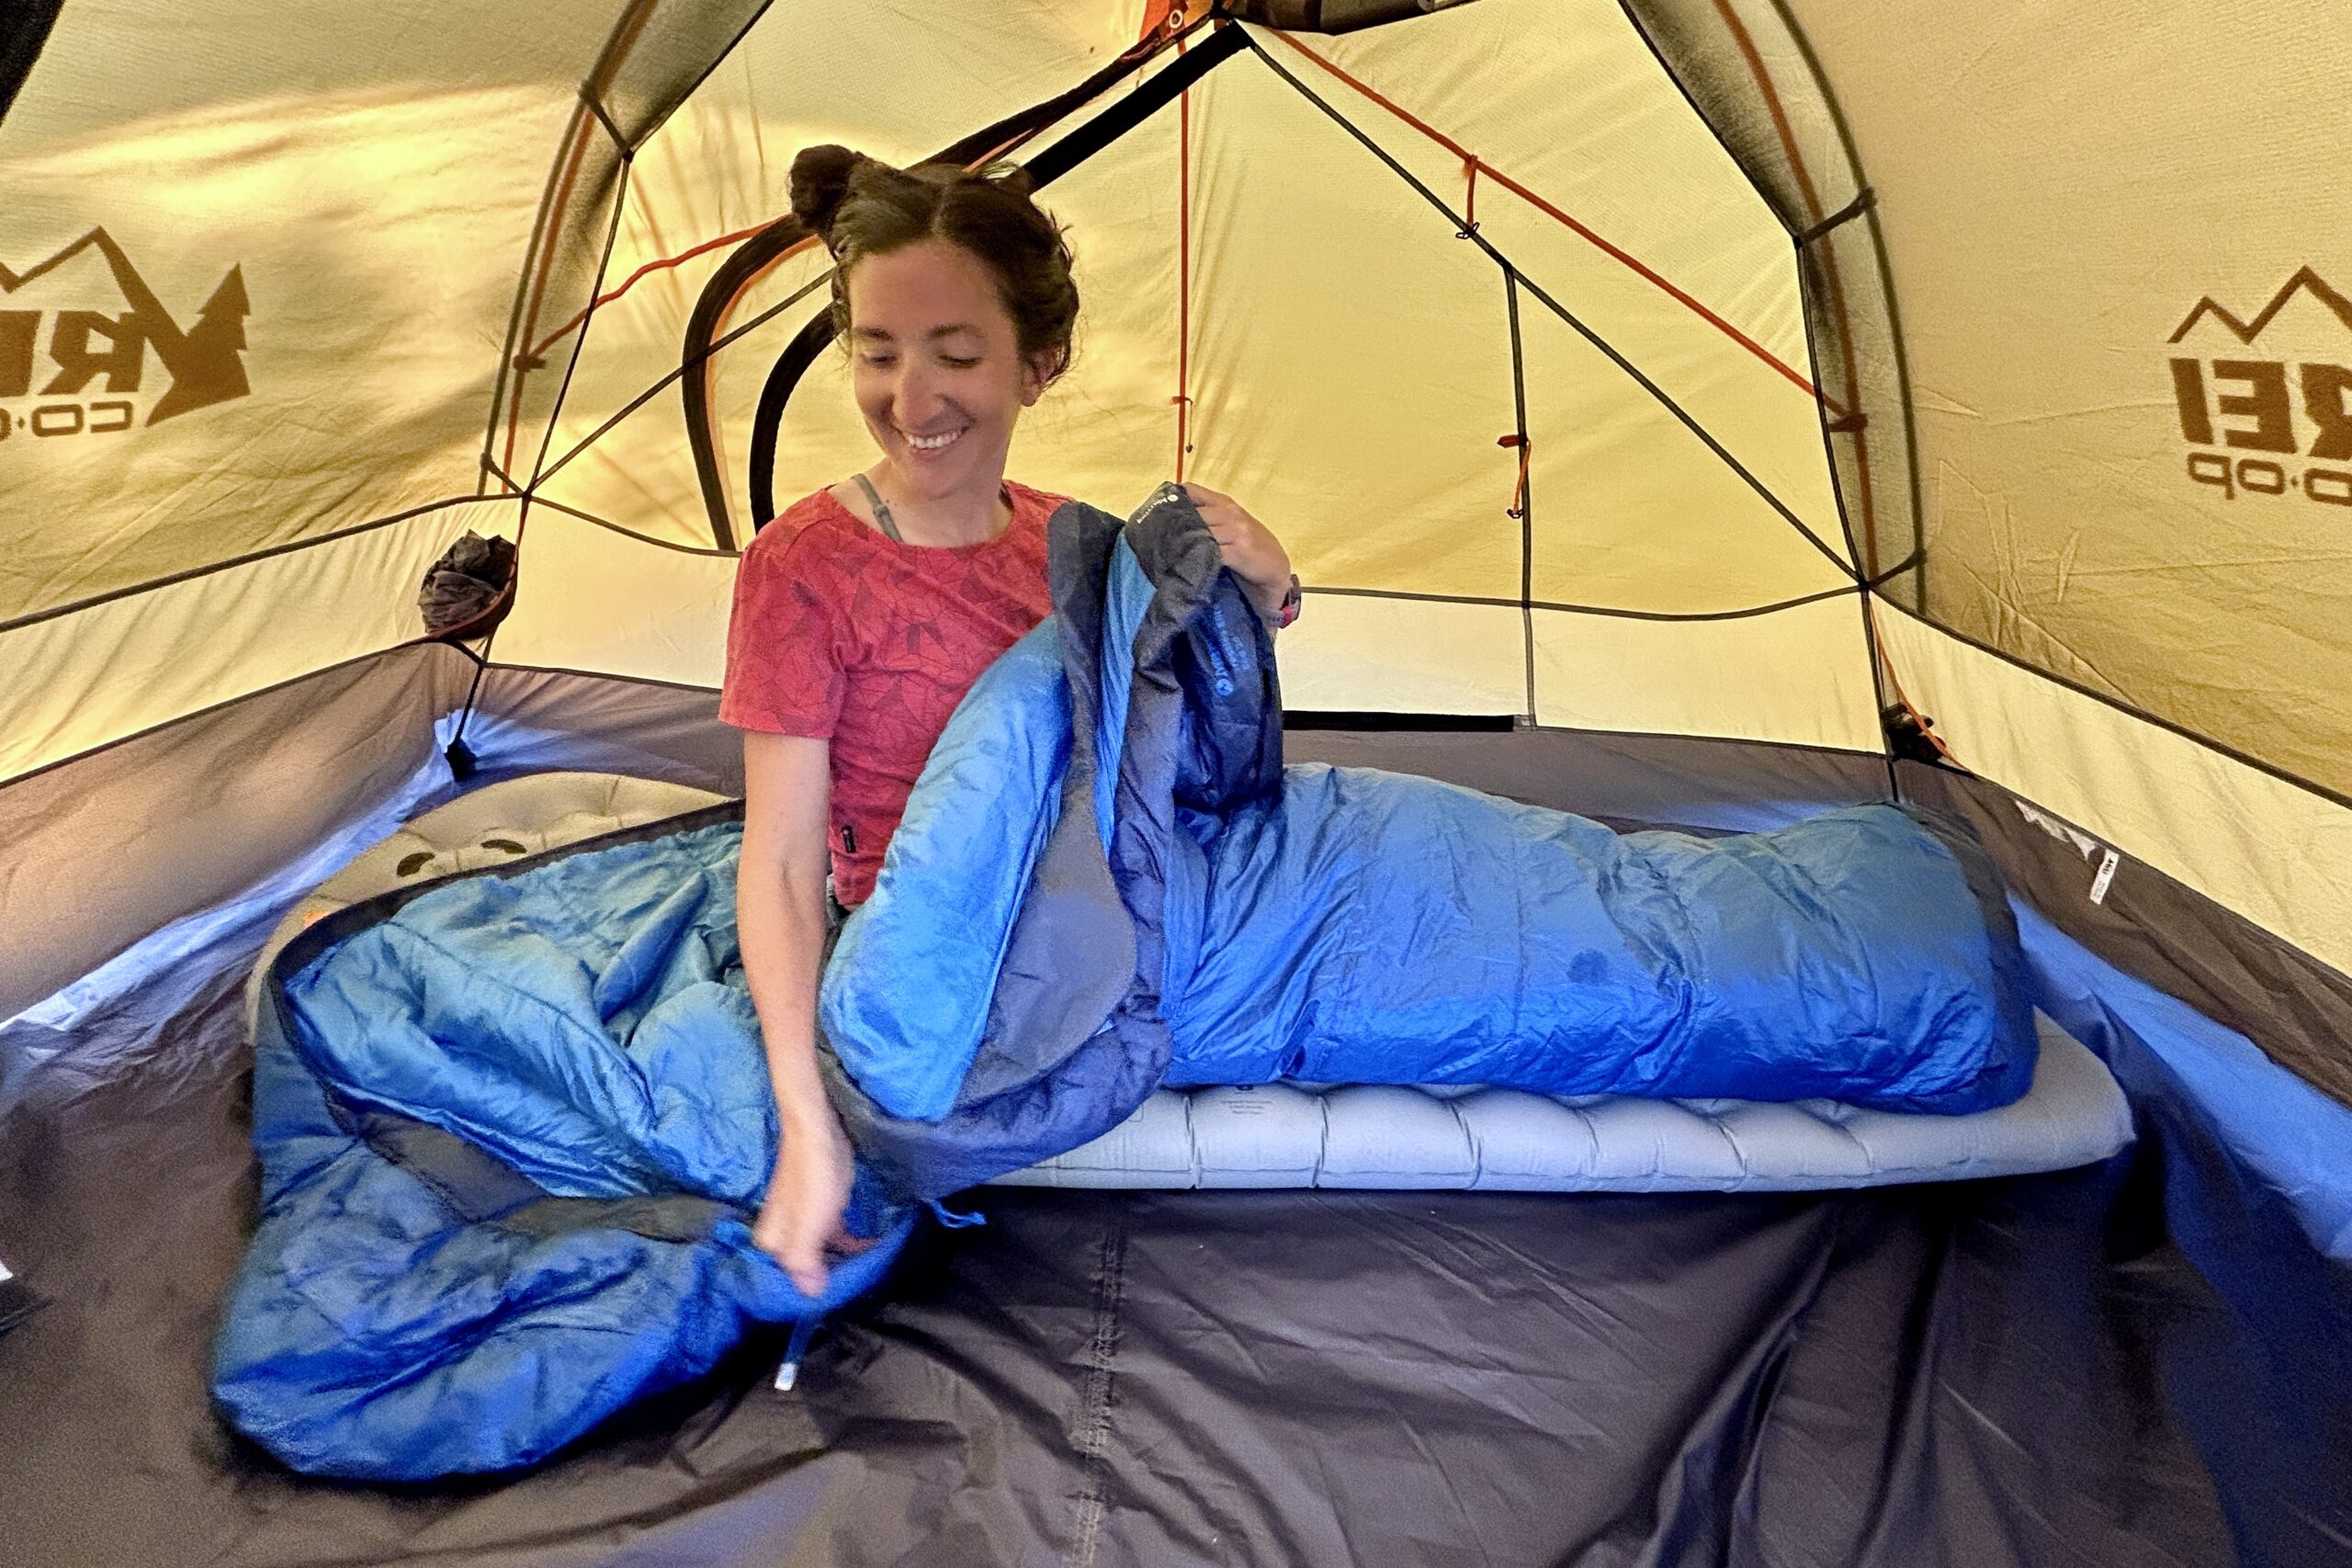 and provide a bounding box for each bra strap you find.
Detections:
[851,472,902,543]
